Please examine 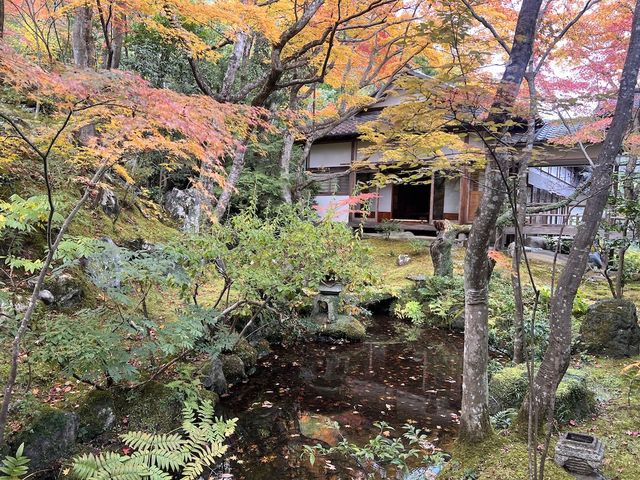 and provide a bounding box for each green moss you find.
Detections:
[318,315,366,341]
[234,337,258,369]
[442,435,573,480]
[221,354,246,385]
[489,365,596,423]
[76,390,116,441]
[112,382,183,433]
